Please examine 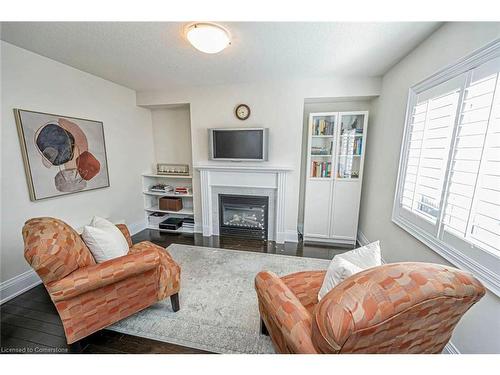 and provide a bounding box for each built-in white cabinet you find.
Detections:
[303,111,368,245]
